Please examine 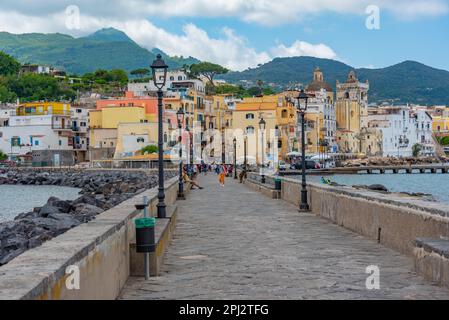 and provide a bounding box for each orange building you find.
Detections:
[96,91,158,117]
